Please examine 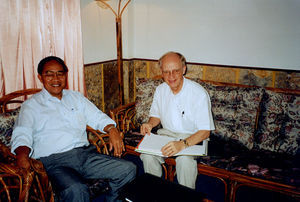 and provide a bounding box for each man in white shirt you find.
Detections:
[140,51,215,189]
[11,56,136,202]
